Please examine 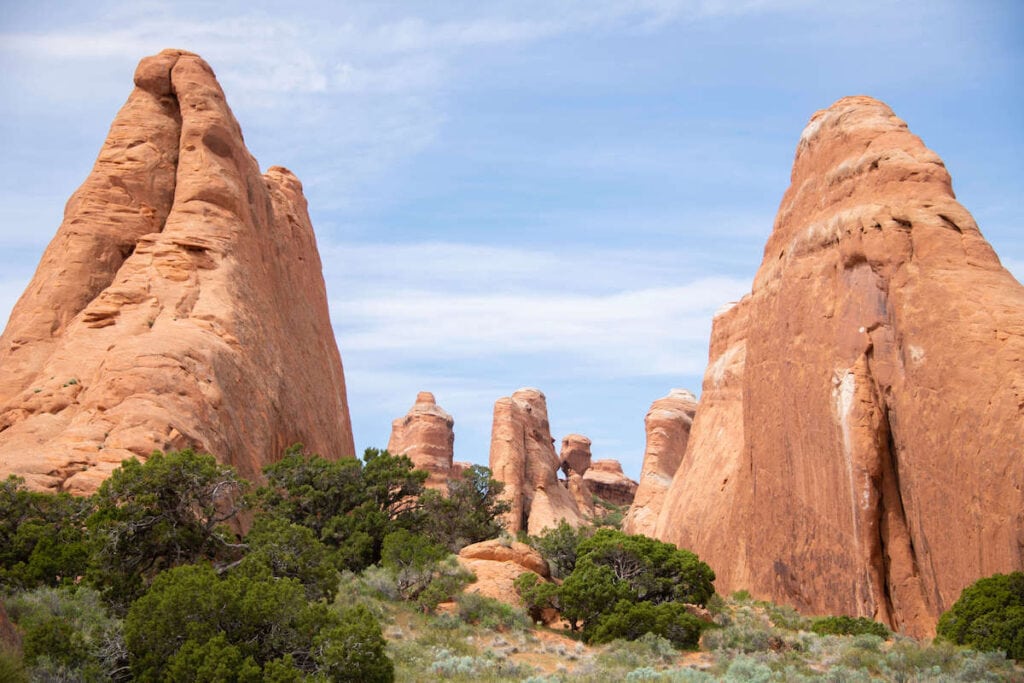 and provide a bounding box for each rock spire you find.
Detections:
[653,97,1024,637]
[0,50,355,493]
